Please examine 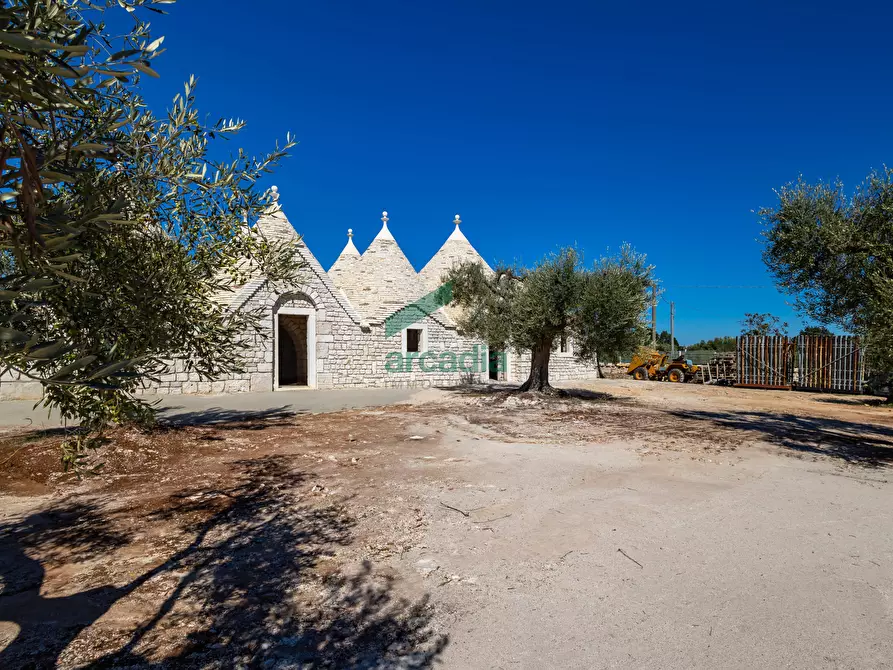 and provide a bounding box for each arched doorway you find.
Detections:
[274,306,316,389]
[277,323,301,385]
